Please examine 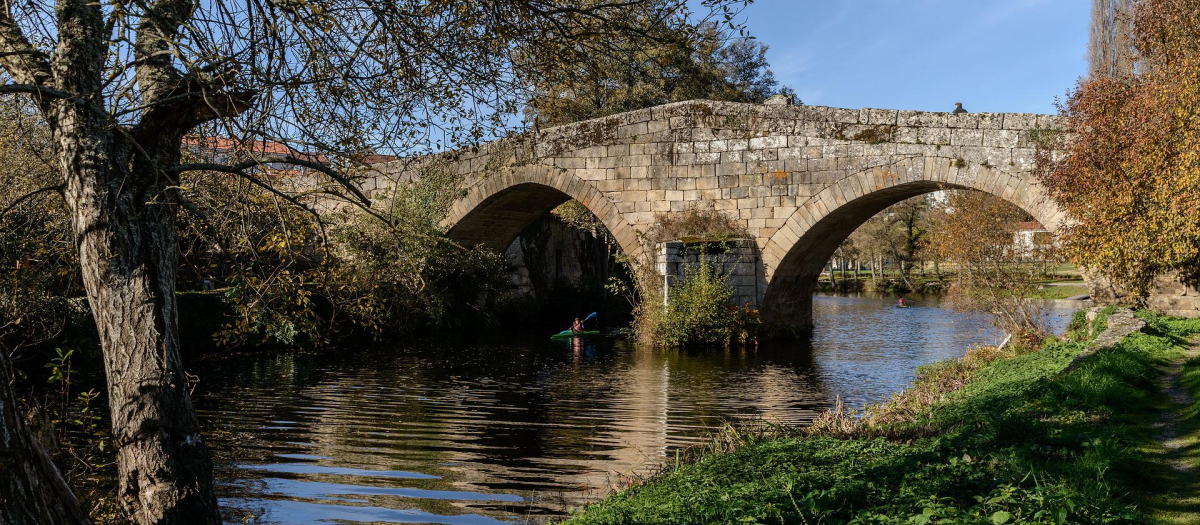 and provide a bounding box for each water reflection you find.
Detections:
[197,293,1081,524]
